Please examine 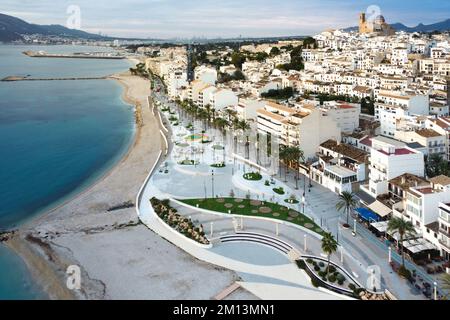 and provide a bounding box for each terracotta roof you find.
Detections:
[319,139,368,163]
[389,173,429,190]
[429,175,450,186]
[415,129,442,138]
[257,108,285,122]
[265,101,295,113]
